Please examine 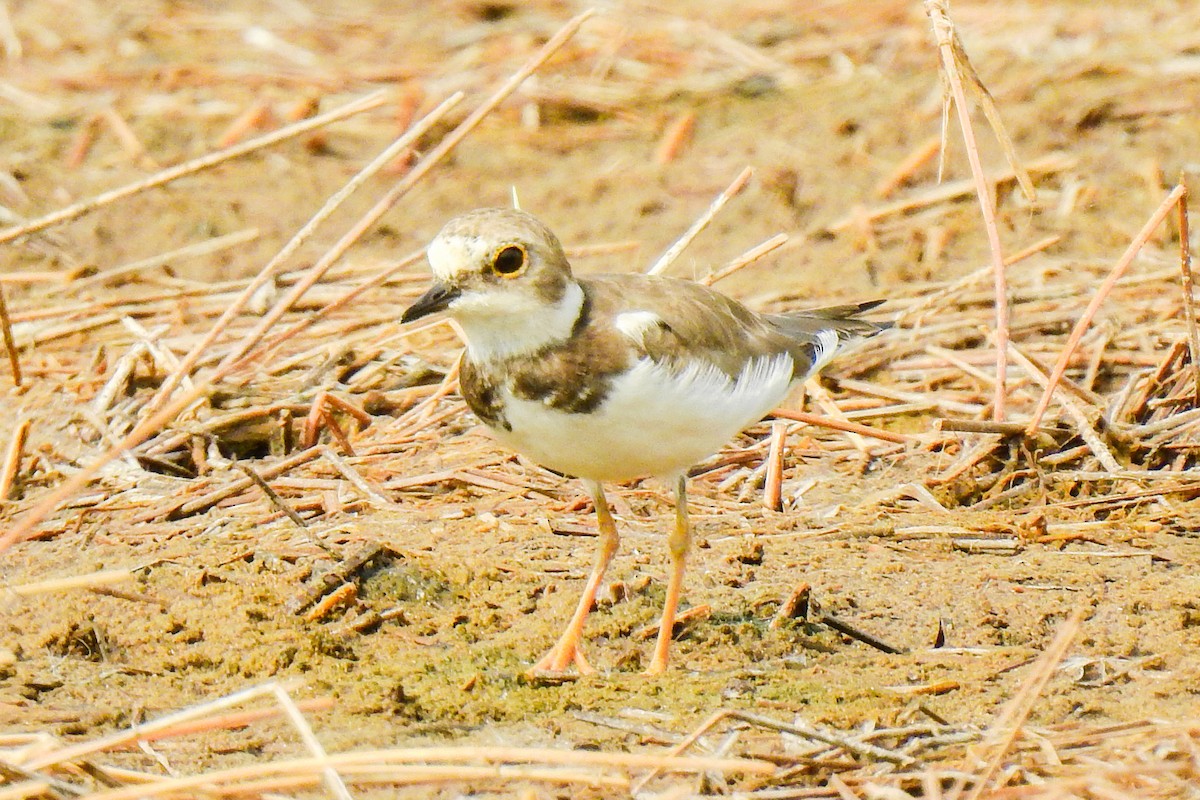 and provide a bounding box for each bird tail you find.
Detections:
[767,299,891,341]
[766,300,890,378]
